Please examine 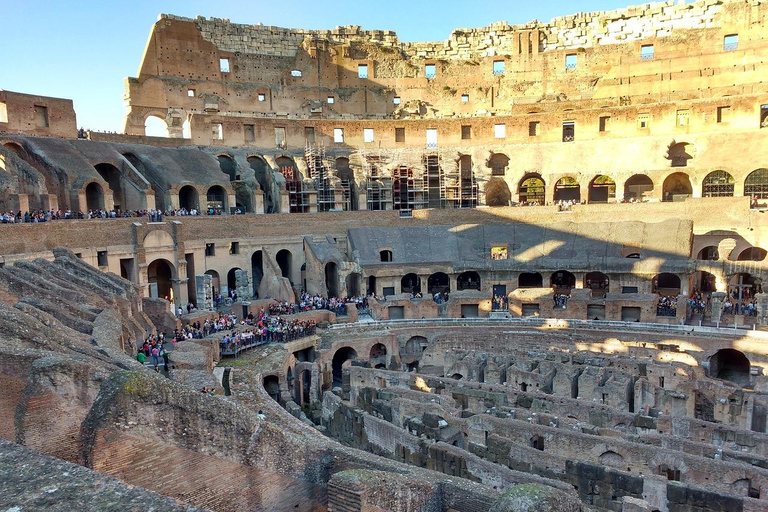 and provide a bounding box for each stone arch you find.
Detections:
[551,270,576,290]
[276,249,292,280]
[653,273,681,294]
[585,272,609,293]
[401,274,421,294]
[599,451,625,468]
[519,272,543,288]
[94,163,127,211]
[205,270,220,299]
[450,373,464,380]
[276,155,302,179]
[217,154,237,181]
[427,272,450,295]
[553,176,580,202]
[624,174,654,202]
[488,153,510,176]
[85,181,105,210]
[331,347,358,387]
[588,175,616,204]
[485,177,511,207]
[697,246,720,261]
[709,349,750,387]
[234,183,253,213]
[745,168,768,200]
[227,267,241,296]
[144,114,168,137]
[666,141,695,167]
[248,155,275,213]
[263,375,280,402]
[518,173,545,205]
[379,249,393,262]
[370,343,387,360]
[206,185,227,214]
[178,185,199,211]
[702,170,735,197]
[123,152,165,211]
[737,247,767,261]
[325,261,339,297]
[251,251,263,297]
[457,271,481,291]
[147,258,176,301]
[662,172,692,201]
